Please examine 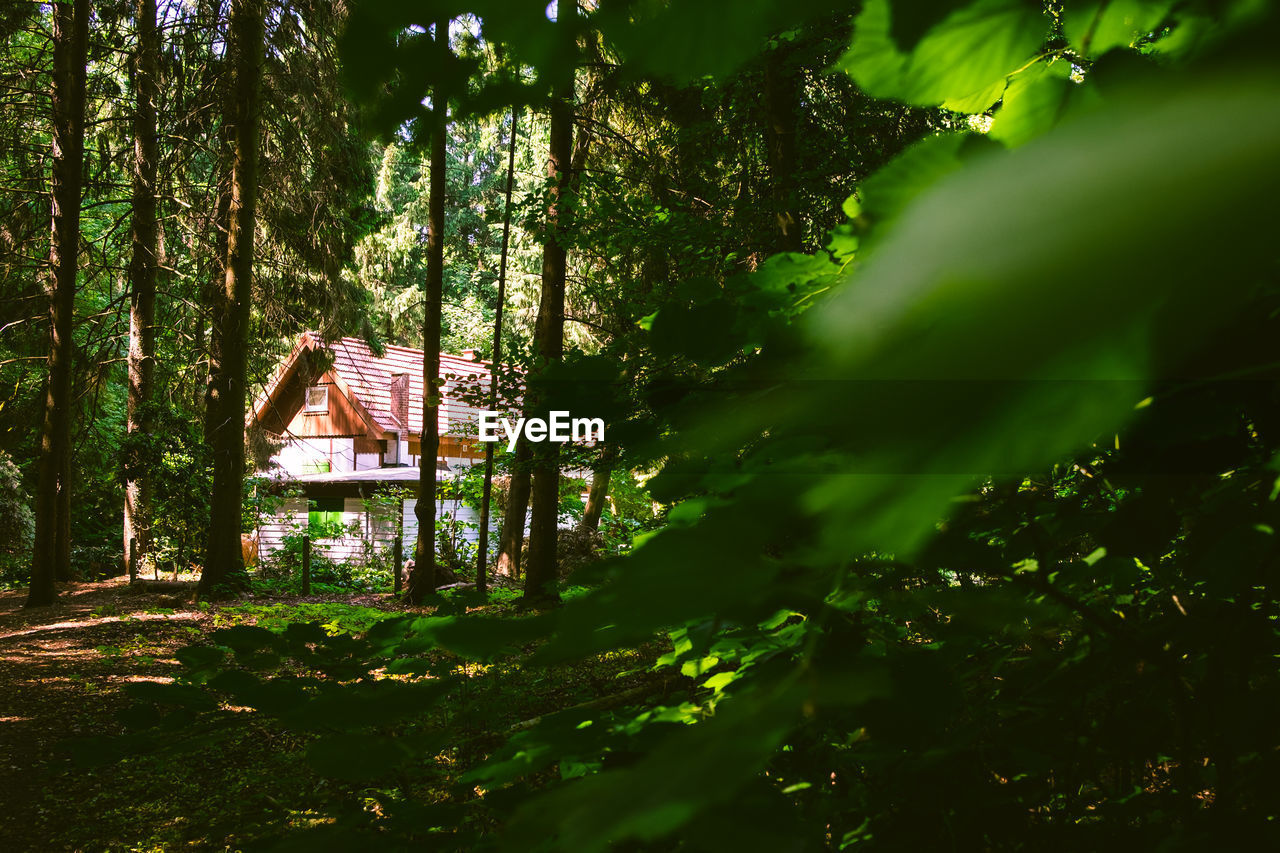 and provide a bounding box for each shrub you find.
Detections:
[520,525,607,581]
[0,451,33,588]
